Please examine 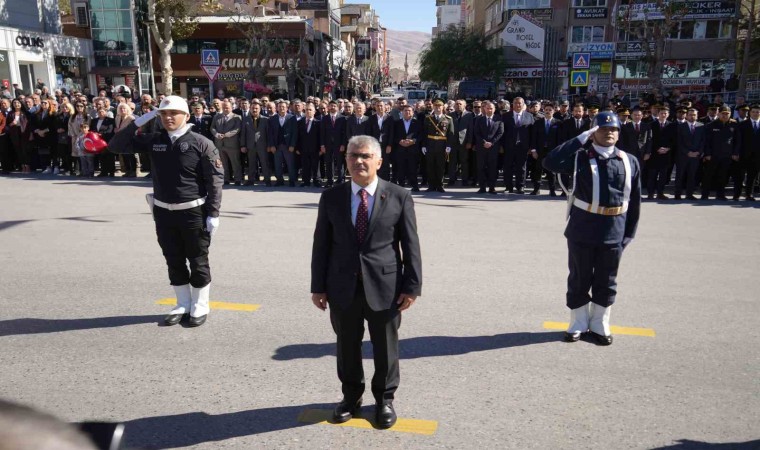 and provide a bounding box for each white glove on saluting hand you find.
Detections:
[445,147,451,154]
[206,216,220,236]
[134,109,159,127]
[577,126,599,145]
[421,147,427,155]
